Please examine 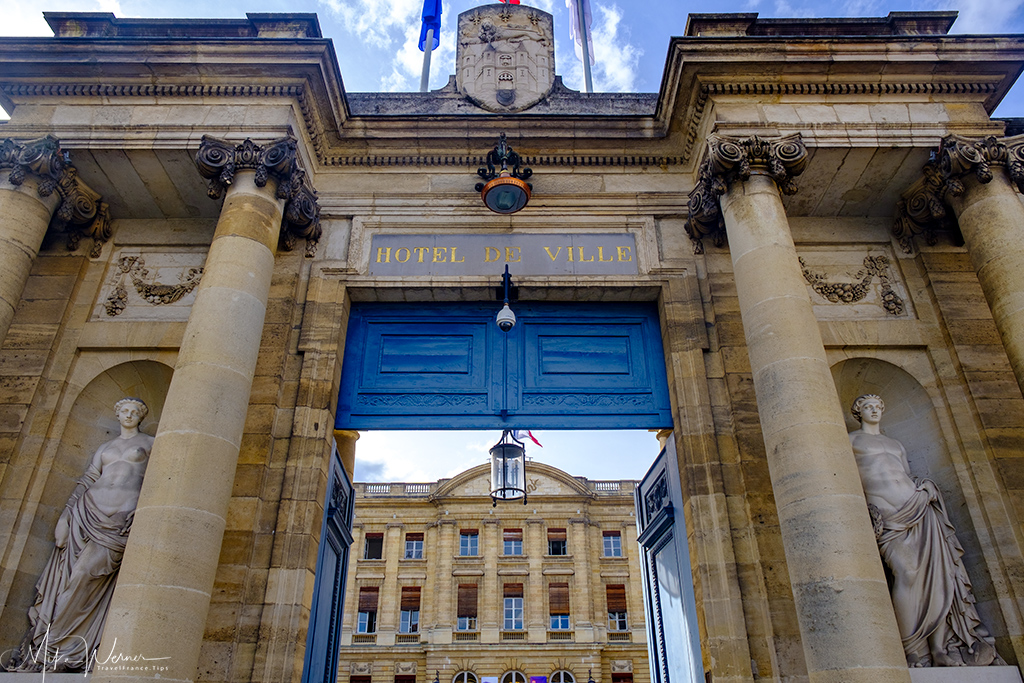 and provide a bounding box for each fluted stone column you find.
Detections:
[927,135,1024,397]
[95,136,319,683]
[0,136,108,346]
[689,134,910,683]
